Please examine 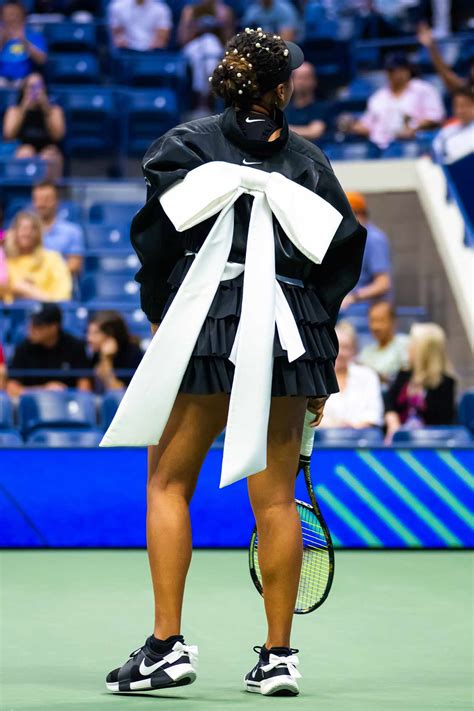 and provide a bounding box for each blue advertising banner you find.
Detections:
[0,447,472,548]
